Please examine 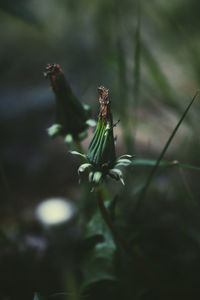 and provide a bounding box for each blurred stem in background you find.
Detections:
[112,0,131,151]
[132,0,141,150]
[113,0,142,153]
